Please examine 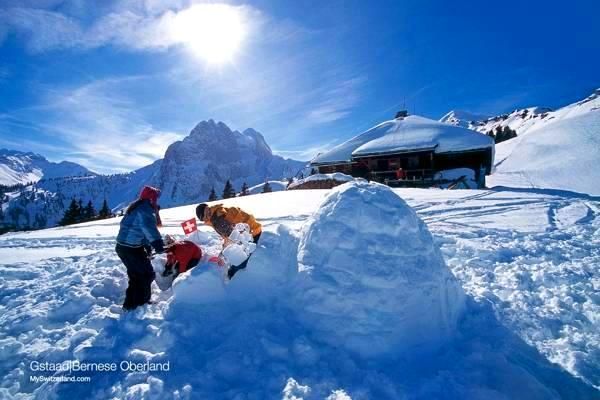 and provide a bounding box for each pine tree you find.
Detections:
[60,199,81,226]
[239,182,250,196]
[83,200,96,221]
[494,126,505,143]
[98,199,112,219]
[503,126,517,141]
[222,180,236,199]
[262,181,272,193]
[76,199,84,223]
[208,187,218,201]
